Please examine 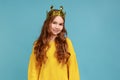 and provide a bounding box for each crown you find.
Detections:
[46,5,66,18]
